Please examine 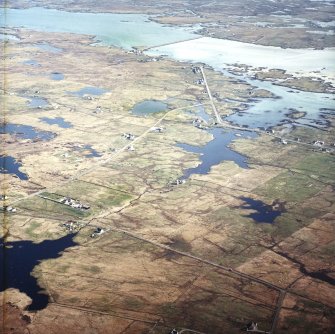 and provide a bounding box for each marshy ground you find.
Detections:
[1,1,335,333]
